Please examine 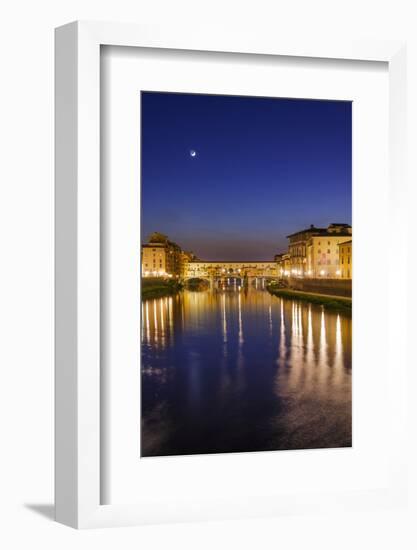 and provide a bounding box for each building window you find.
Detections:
[327,249,330,254]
